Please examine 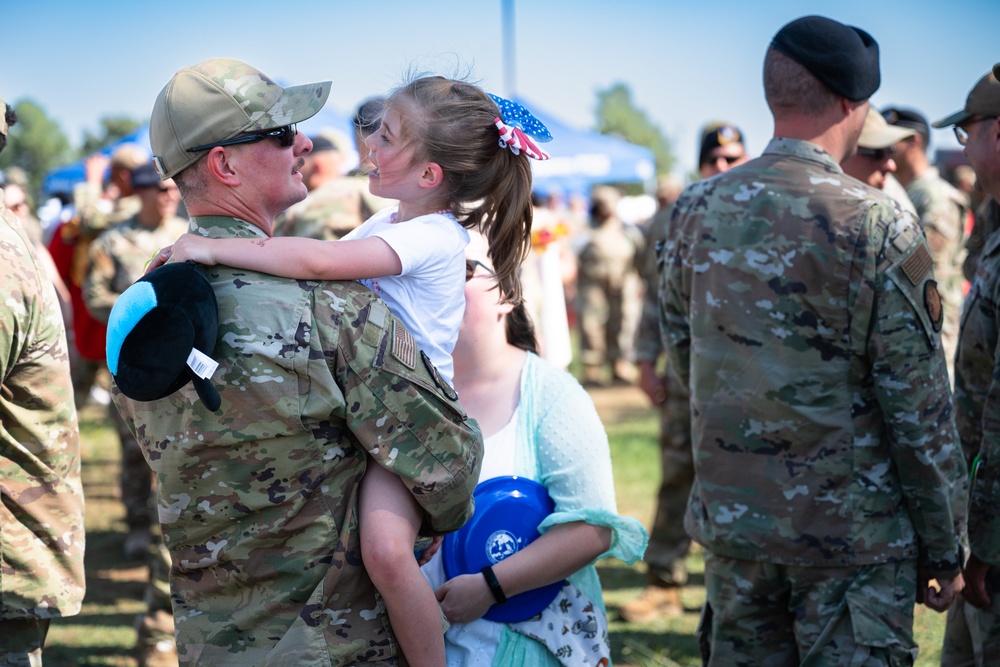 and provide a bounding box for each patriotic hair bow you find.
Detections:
[489,94,552,161]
